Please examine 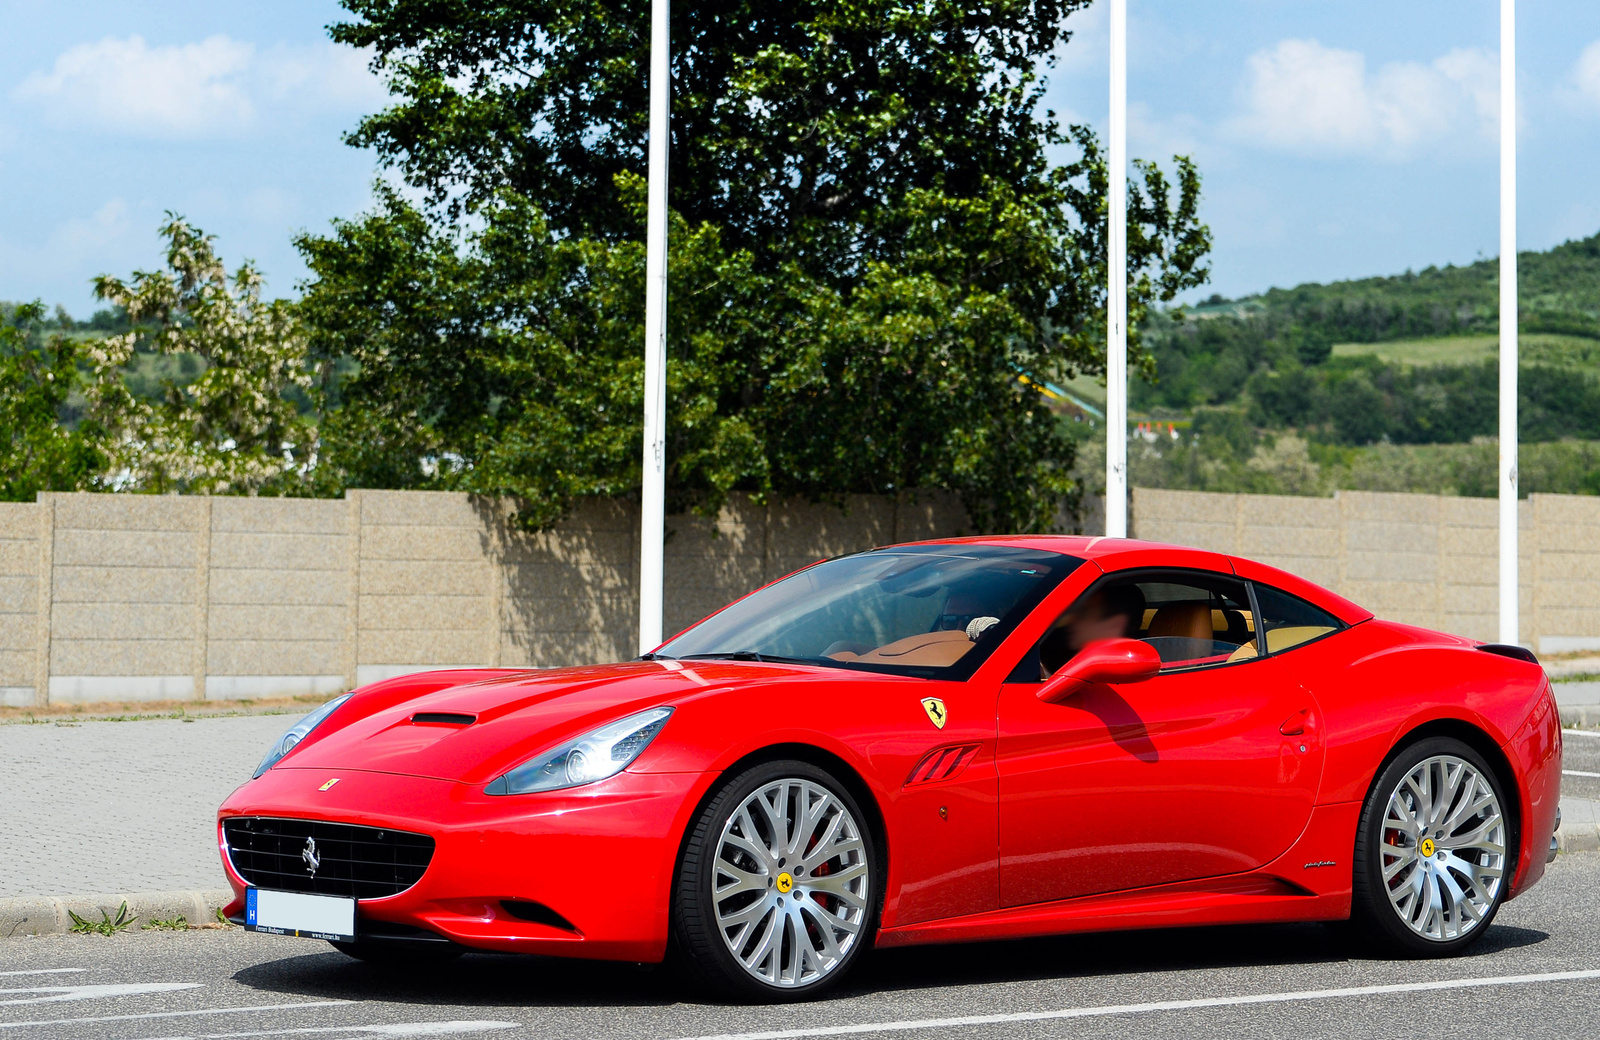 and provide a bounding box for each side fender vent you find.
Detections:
[1477,643,1538,665]
[906,743,982,787]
